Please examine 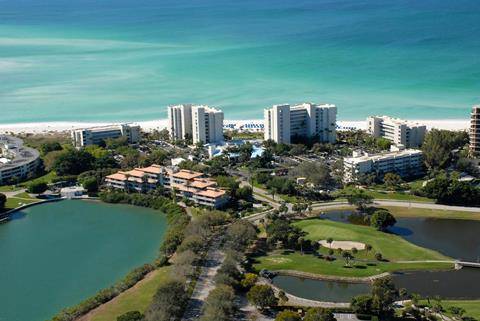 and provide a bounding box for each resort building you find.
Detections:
[343,145,424,183]
[0,135,41,185]
[71,124,141,147]
[168,104,193,141]
[105,165,229,208]
[168,105,224,144]
[264,103,337,144]
[367,116,426,148]
[470,105,480,157]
